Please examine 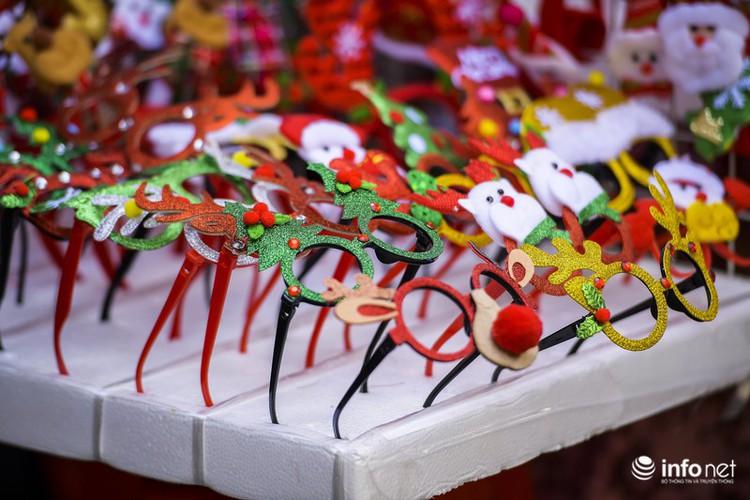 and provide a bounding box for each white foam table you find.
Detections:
[0,245,749,499]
